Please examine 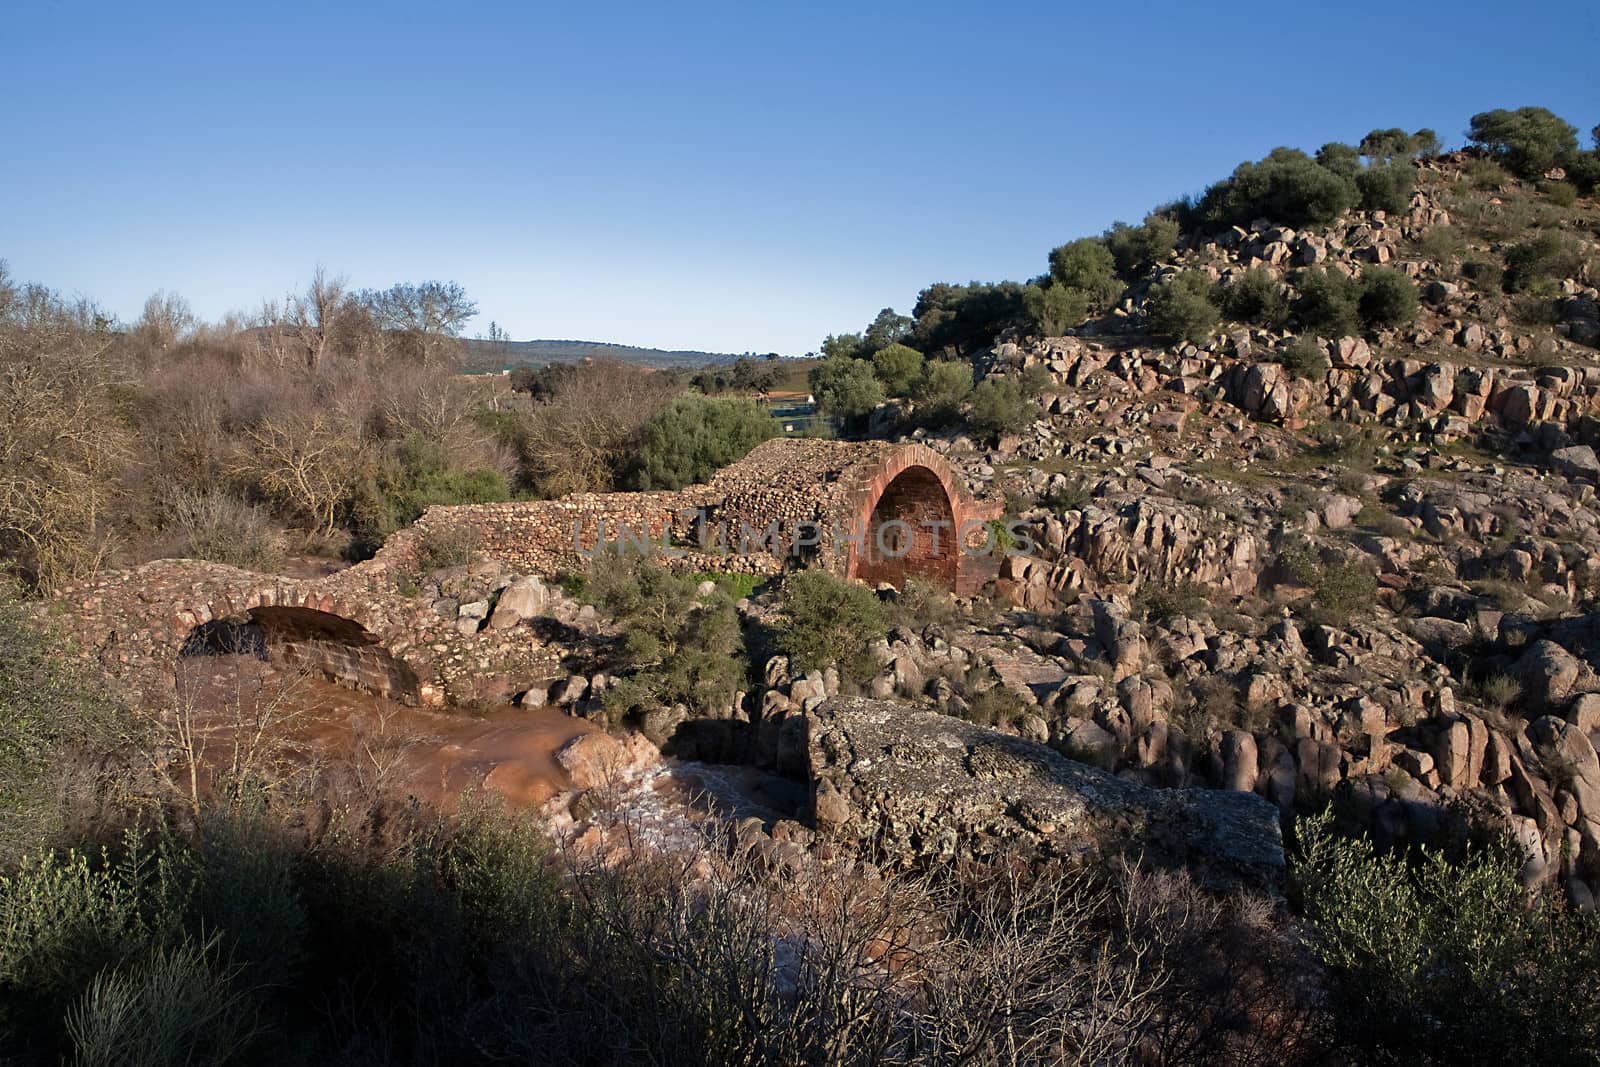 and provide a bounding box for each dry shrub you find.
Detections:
[161,489,285,572]
[0,273,128,591]
[516,360,681,496]
[1477,672,1522,714]
[412,523,480,573]
[1118,865,1328,1066]
[1,262,522,587]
